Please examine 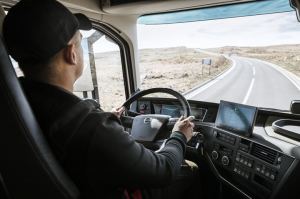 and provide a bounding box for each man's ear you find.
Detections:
[63,44,77,65]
